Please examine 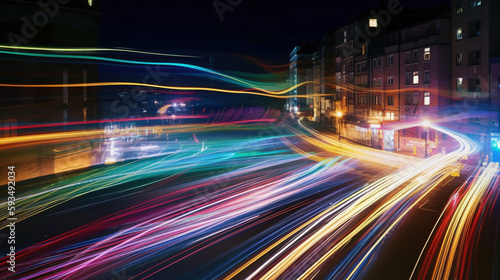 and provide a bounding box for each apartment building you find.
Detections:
[451,0,500,161]
[287,44,316,115]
